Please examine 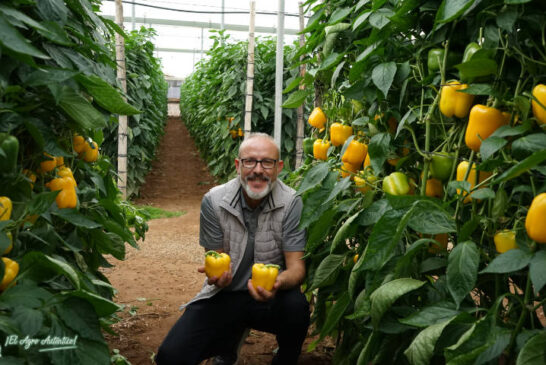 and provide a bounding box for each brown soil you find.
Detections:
[103,115,334,364]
